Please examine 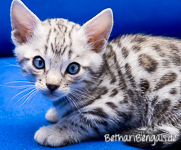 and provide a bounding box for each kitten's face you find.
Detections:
[11,0,113,101]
